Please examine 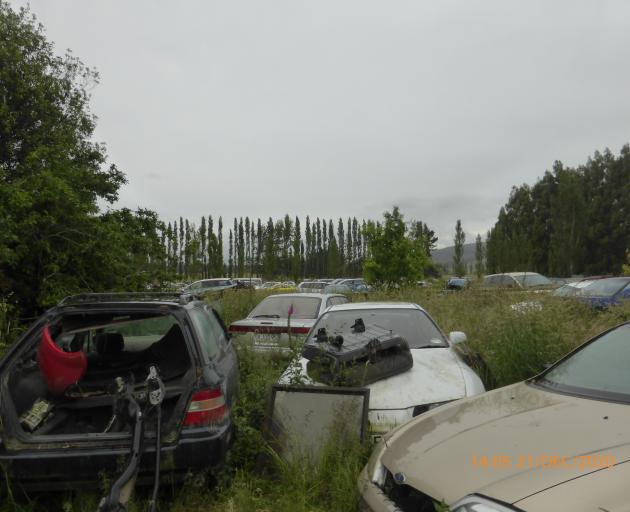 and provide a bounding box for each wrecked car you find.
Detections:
[0,293,239,491]
[359,321,630,512]
[575,276,630,309]
[279,302,485,435]
[228,293,349,351]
